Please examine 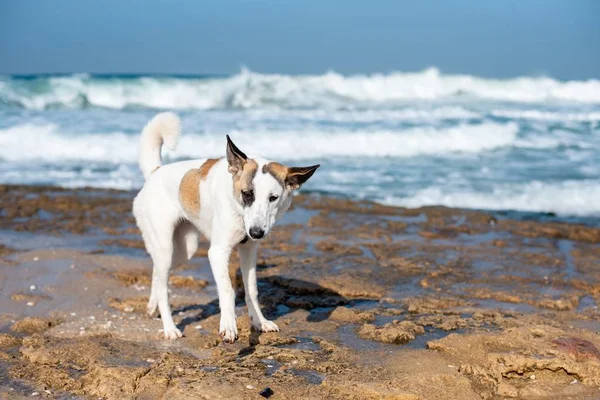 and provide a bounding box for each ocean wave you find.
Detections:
[387,180,600,216]
[2,68,600,110]
[0,163,140,191]
[245,106,481,123]
[0,121,518,162]
[491,109,600,122]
